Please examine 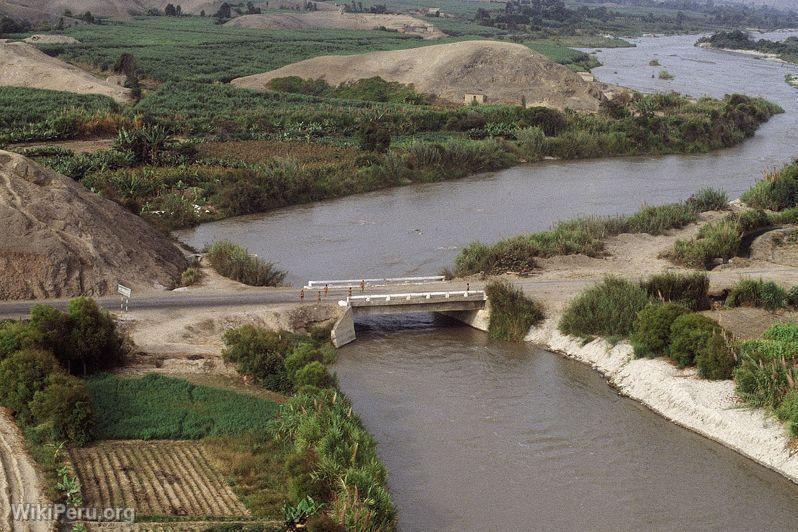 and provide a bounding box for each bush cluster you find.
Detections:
[740,162,798,211]
[640,271,710,310]
[270,390,396,530]
[725,279,788,311]
[206,241,286,287]
[559,277,650,339]
[484,279,545,342]
[735,323,798,435]
[631,302,690,358]
[453,189,724,276]
[0,298,125,445]
[631,304,733,377]
[221,326,336,395]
